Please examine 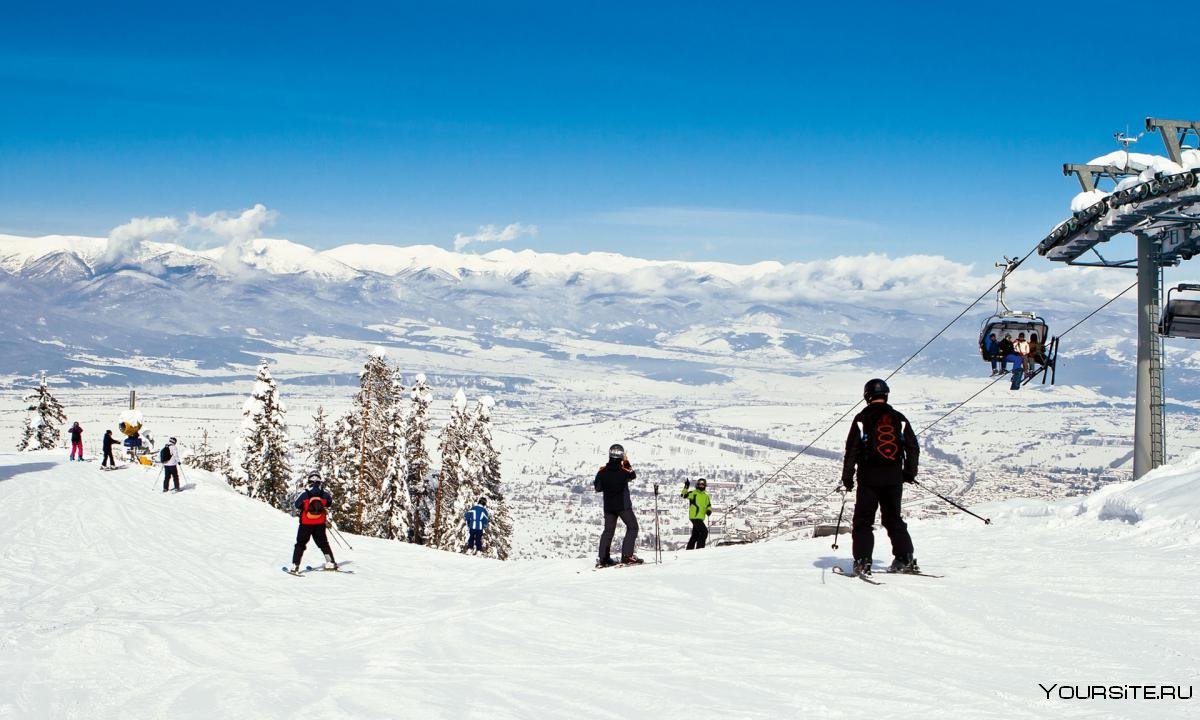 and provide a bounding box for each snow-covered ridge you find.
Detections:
[0,231,1136,305]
